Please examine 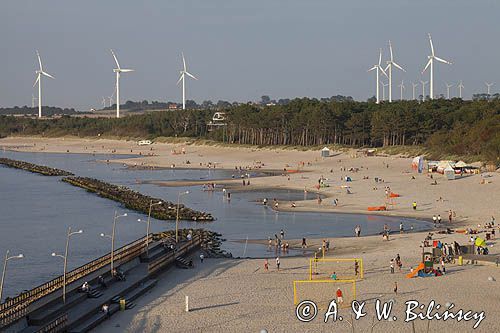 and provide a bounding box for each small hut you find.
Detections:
[321,147,330,158]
